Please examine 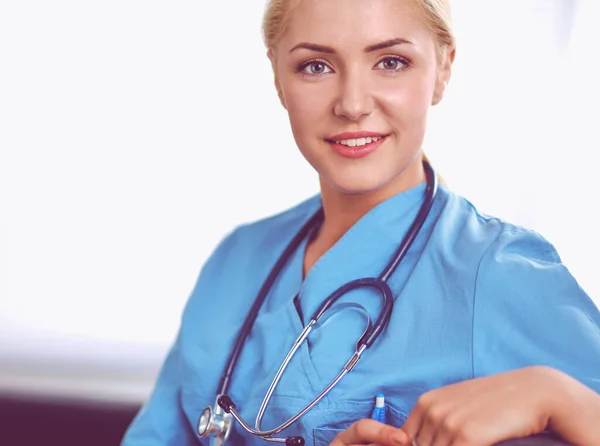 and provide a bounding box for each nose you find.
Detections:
[333,70,374,121]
